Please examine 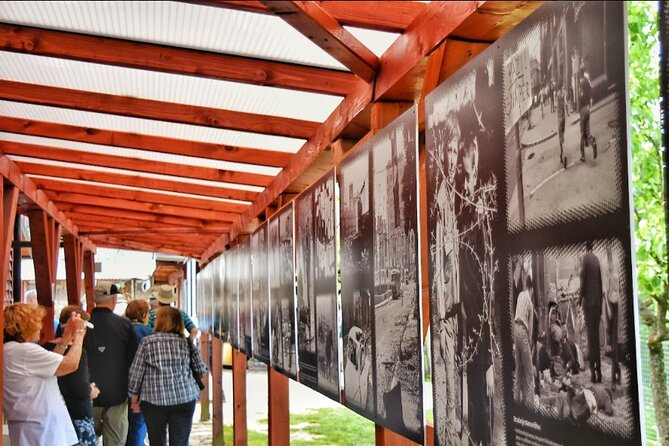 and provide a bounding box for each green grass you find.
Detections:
[222,408,375,446]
